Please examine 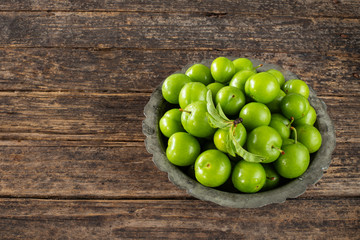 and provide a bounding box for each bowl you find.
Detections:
[142,57,336,208]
